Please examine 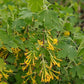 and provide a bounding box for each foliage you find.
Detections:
[0,0,84,84]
